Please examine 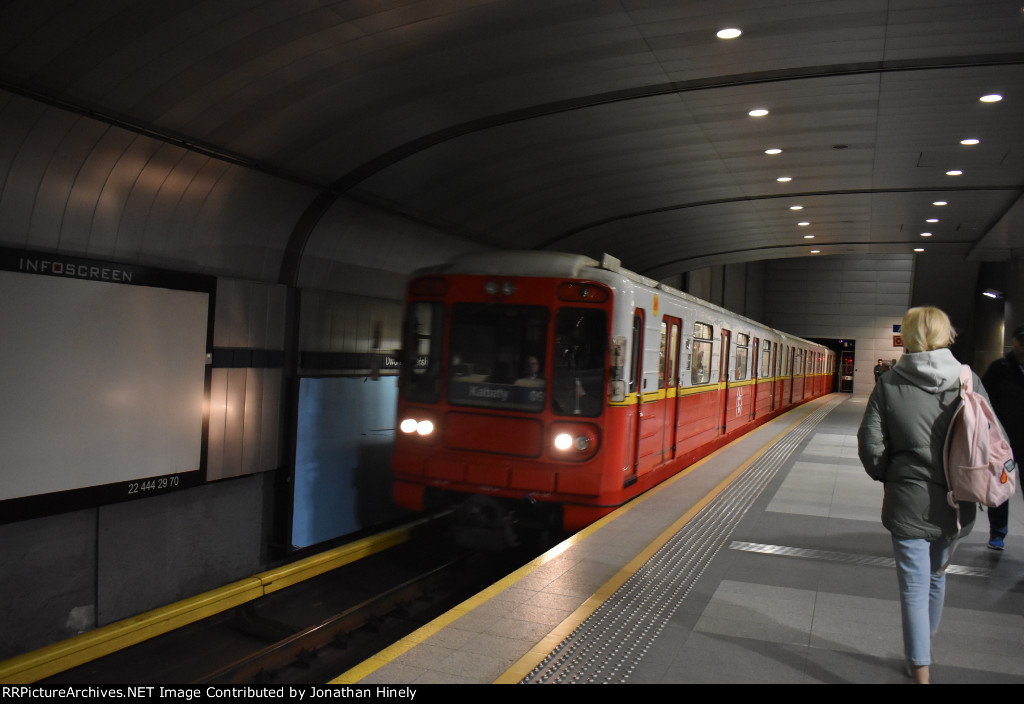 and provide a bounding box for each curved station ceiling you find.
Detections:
[1,0,1022,285]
